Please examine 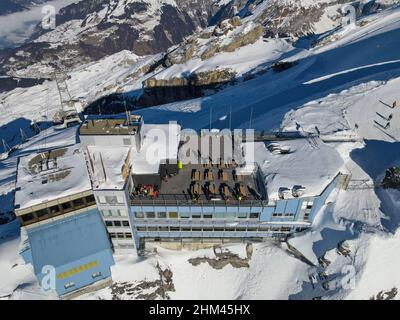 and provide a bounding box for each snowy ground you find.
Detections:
[0,5,400,300]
